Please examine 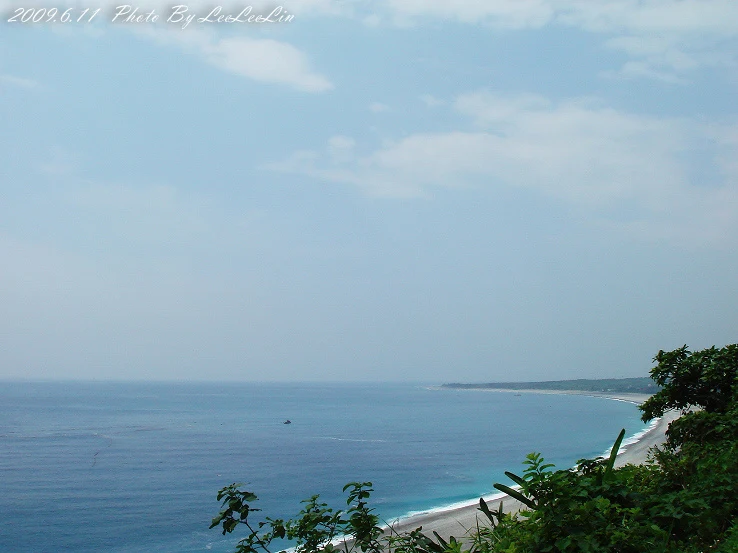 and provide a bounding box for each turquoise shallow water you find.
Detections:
[0,382,648,552]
